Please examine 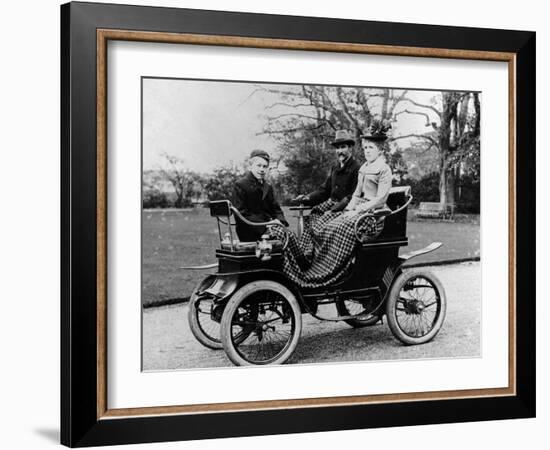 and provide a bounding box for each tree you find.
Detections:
[257,85,410,197]
[158,153,202,208]
[399,138,439,179]
[391,92,480,207]
[203,166,244,201]
[435,91,480,207]
[142,170,170,208]
[387,149,409,183]
[255,85,480,207]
